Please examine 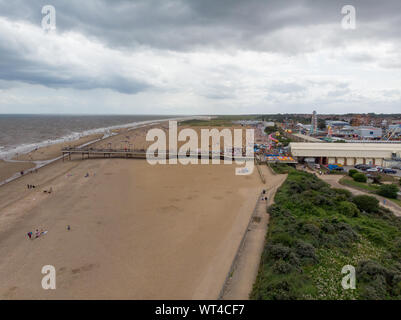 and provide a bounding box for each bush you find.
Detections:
[272,260,294,274]
[352,195,379,213]
[348,169,358,177]
[353,173,367,183]
[372,175,382,185]
[338,201,360,217]
[377,184,400,199]
[333,188,353,200]
[295,240,317,262]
